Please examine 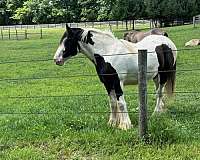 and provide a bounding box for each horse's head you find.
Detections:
[53,25,84,66]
